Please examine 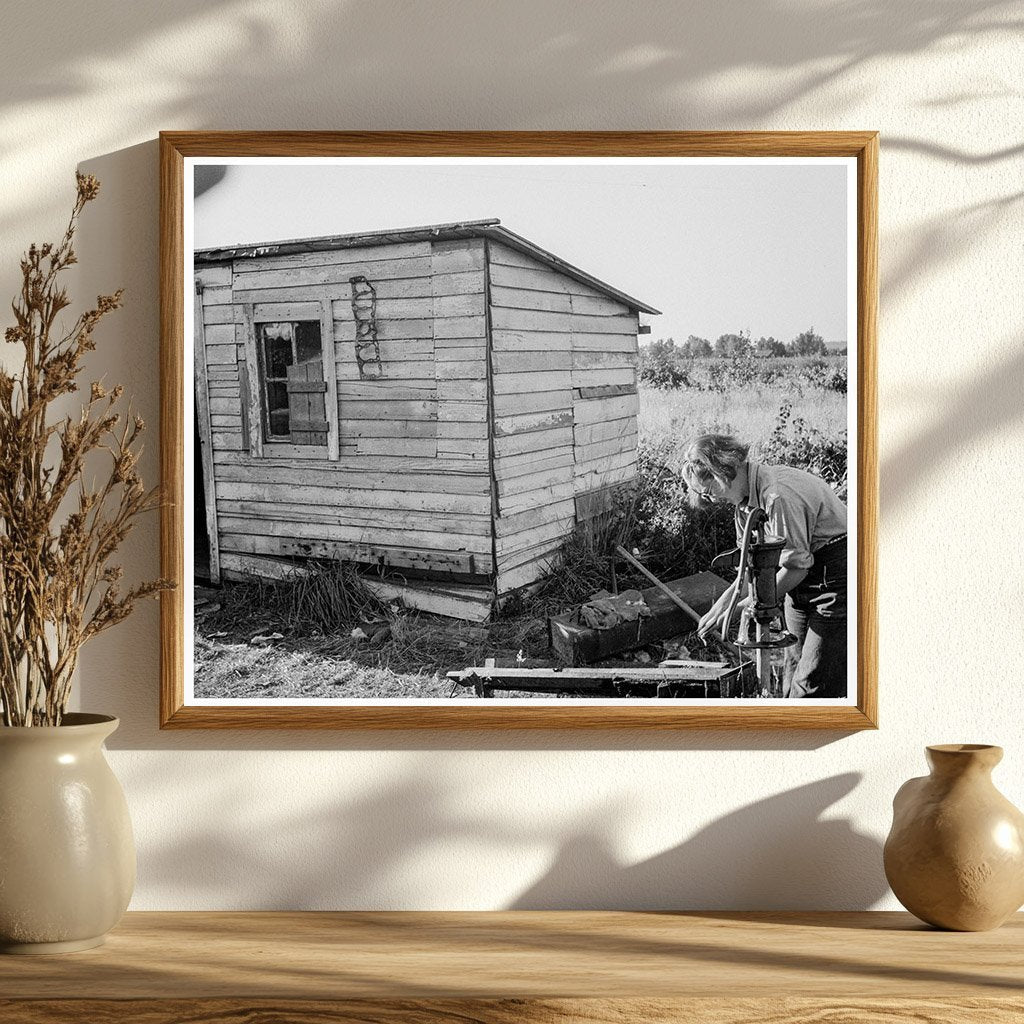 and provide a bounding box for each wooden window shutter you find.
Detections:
[286,362,330,445]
